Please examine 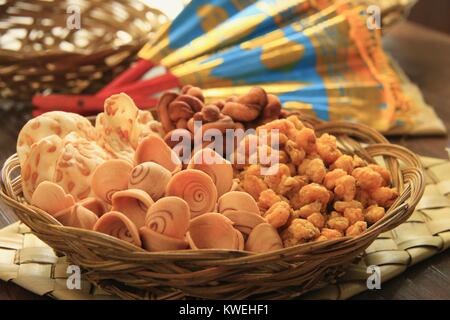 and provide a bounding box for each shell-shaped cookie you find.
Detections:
[165,169,217,218]
[54,204,98,230]
[111,189,154,228]
[53,132,111,201]
[222,211,266,235]
[139,227,189,252]
[21,135,63,202]
[187,148,233,197]
[187,213,241,250]
[236,229,245,251]
[31,181,75,216]
[93,211,141,247]
[77,197,109,217]
[245,223,283,253]
[91,159,133,204]
[145,196,190,239]
[134,135,182,174]
[128,162,171,200]
[217,191,260,215]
